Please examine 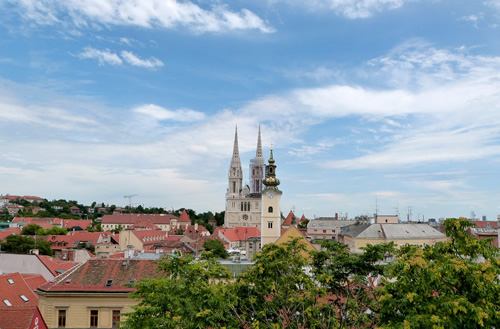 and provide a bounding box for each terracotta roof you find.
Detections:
[37,259,160,293]
[0,227,22,241]
[36,255,80,276]
[125,220,161,230]
[469,220,499,229]
[0,307,44,329]
[132,230,168,245]
[101,213,178,225]
[0,272,39,307]
[282,211,295,226]
[63,219,92,230]
[214,226,260,242]
[300,215,307,222]
[20,274,47,291]
[178,210,191,223]
[22,196,43,201]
